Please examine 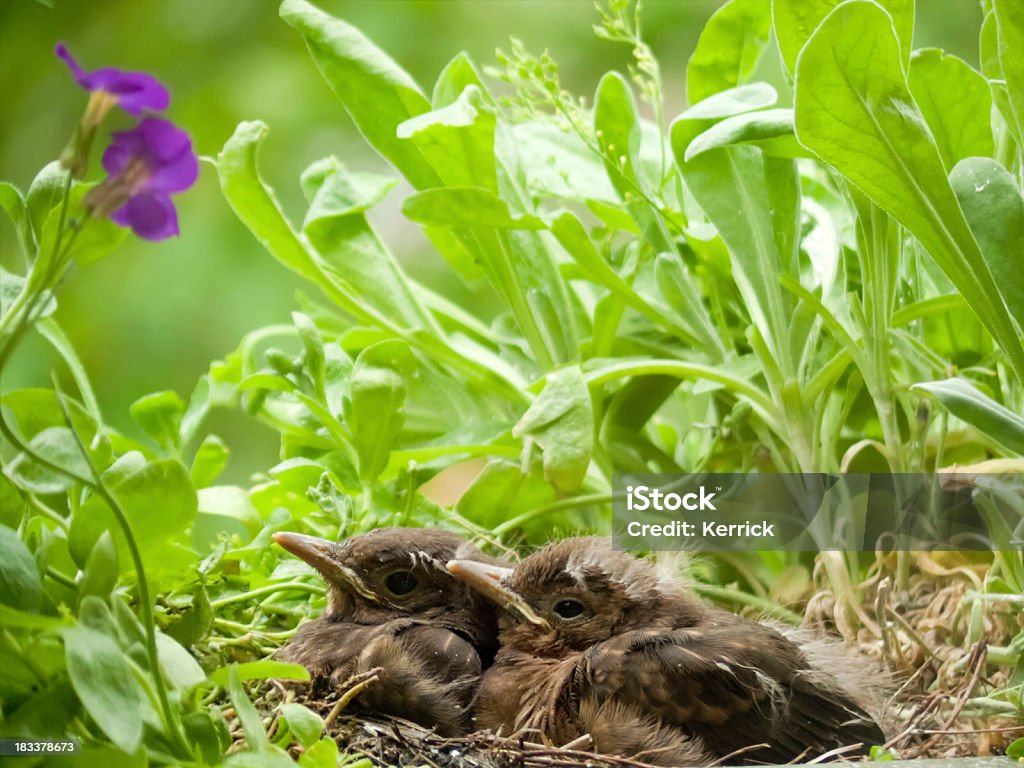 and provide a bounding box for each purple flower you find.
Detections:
[56,43,169,116]
[86,117,199,241]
